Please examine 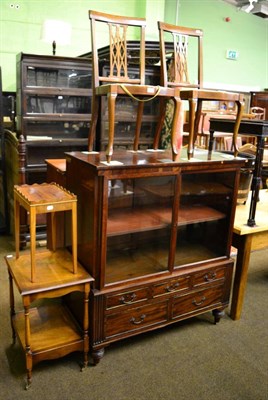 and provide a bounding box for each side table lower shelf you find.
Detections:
[14,303,85,361]
[5,249,94,389]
